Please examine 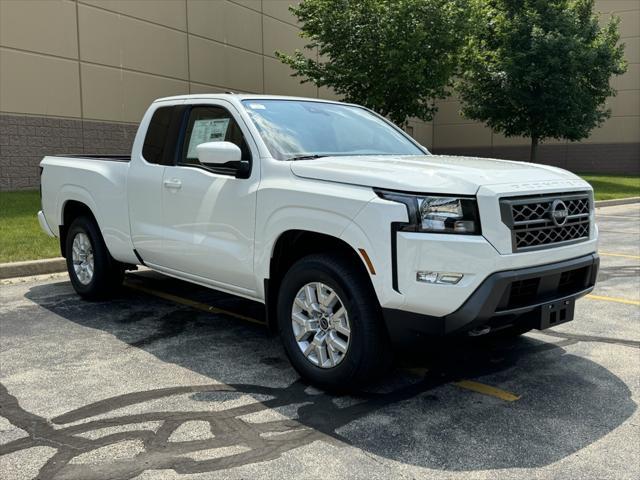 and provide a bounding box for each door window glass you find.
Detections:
[180,106,251,167]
